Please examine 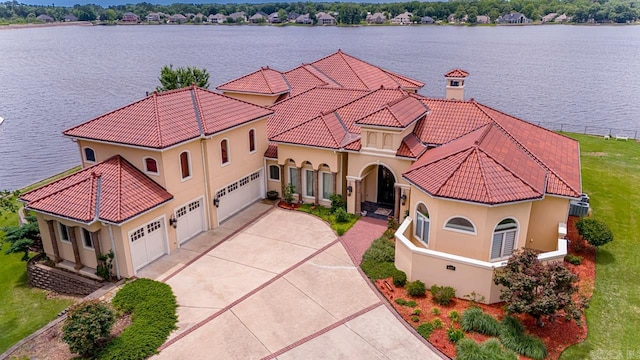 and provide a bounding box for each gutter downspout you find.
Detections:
[201,139,212,229]
[106,224,121,279]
